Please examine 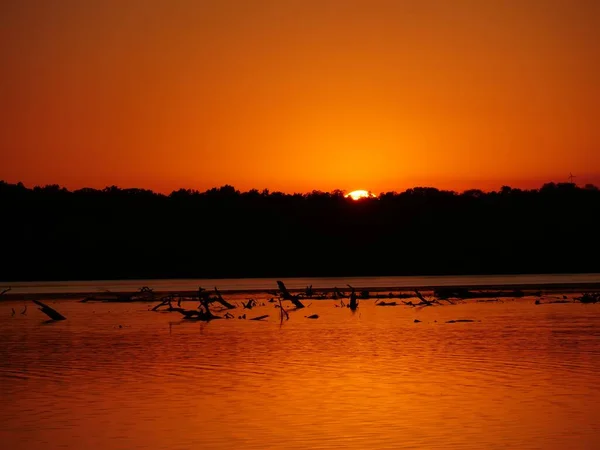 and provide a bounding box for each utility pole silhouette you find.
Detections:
[568,173,576,185]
